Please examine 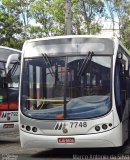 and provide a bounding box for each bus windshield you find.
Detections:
[21,54,111,119]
